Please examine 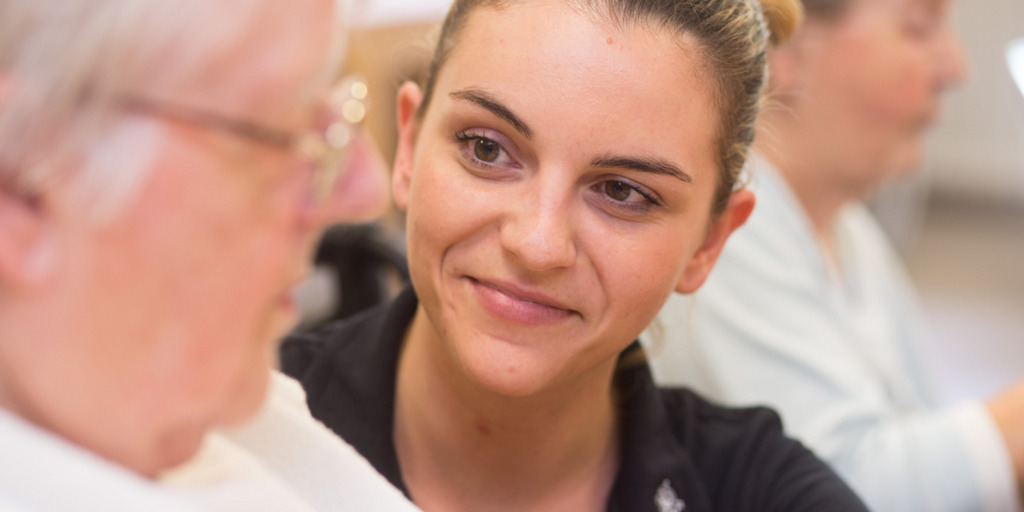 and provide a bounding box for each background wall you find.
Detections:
[349,0,450,27]
[925,0,1024,206]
